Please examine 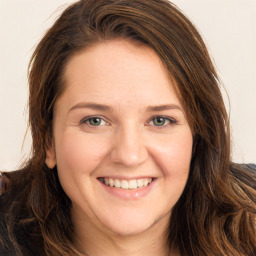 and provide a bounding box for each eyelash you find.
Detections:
[80,116,177,128]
